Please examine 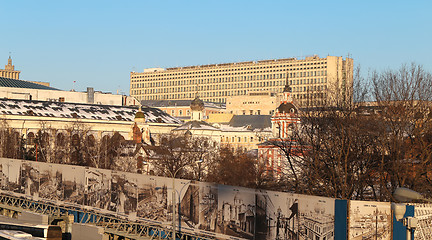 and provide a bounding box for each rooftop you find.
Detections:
[141,100,225,109]
[0,99,182,124]
[0,77,58,90]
